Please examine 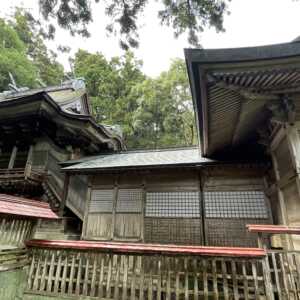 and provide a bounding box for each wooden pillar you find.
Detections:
[198,170,206,245]
[8,146,17,169]
[141,177,146,242]
[111,177,119,240]
[270,128,294,249]
[59,173,70,217]
[82,178,92,240]
[25,145,33,178]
